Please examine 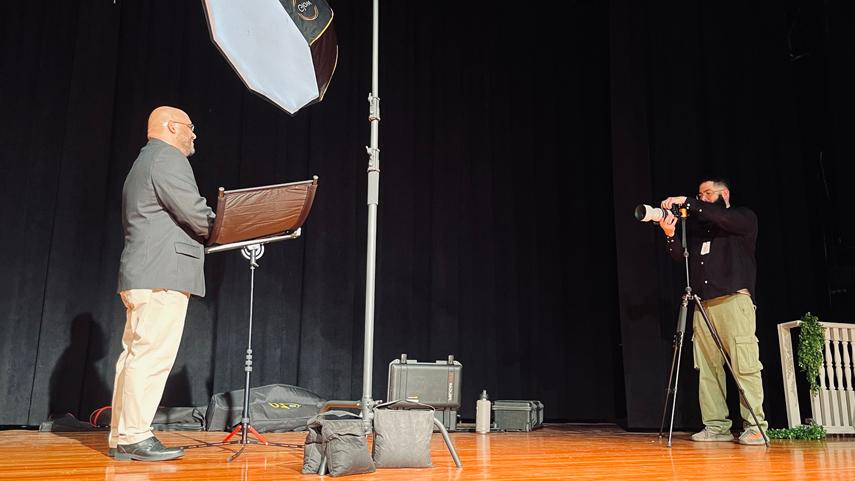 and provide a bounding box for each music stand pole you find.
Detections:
[182,231,304,460]
[219,244,267,461]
